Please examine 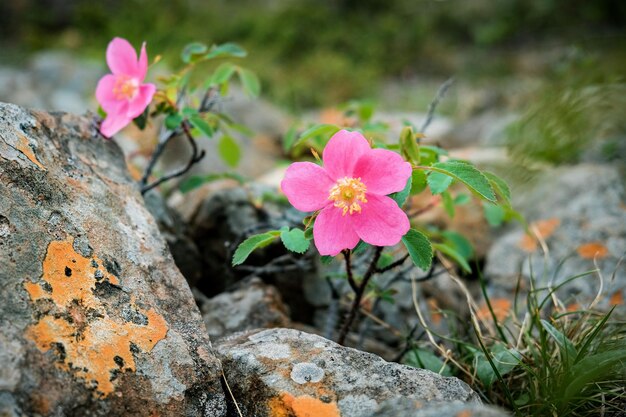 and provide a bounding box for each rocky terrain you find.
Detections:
[1,52,624,416]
